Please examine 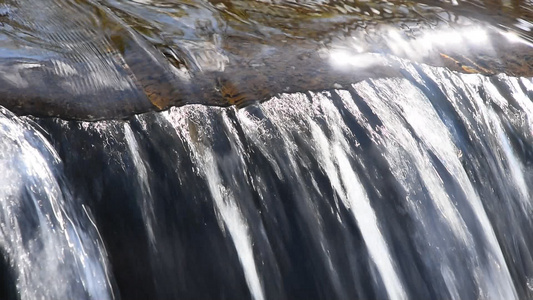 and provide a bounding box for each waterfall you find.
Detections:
[1,61,532,299]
